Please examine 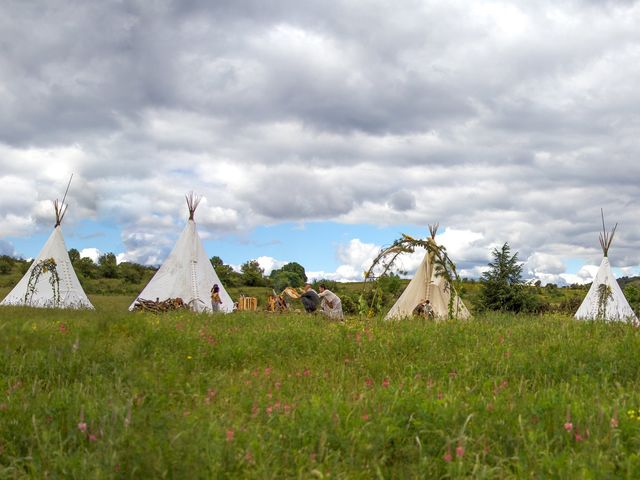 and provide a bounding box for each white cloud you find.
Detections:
[255,256,287,276]
[1,0,640,278]
[80,248,101,263]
